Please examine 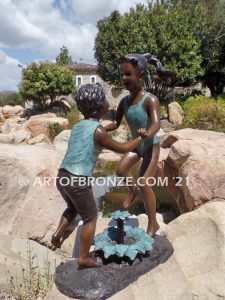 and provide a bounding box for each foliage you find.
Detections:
[6,243,55,300]
[94,3,203,99]
[160,105,168,119]
[168,0,225,97]
[56,45,73,65]
[48,122,65,140]
[0,92,24,107]
[181,95,225,131]
[57,104,80,129]
[19,62,75,109]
